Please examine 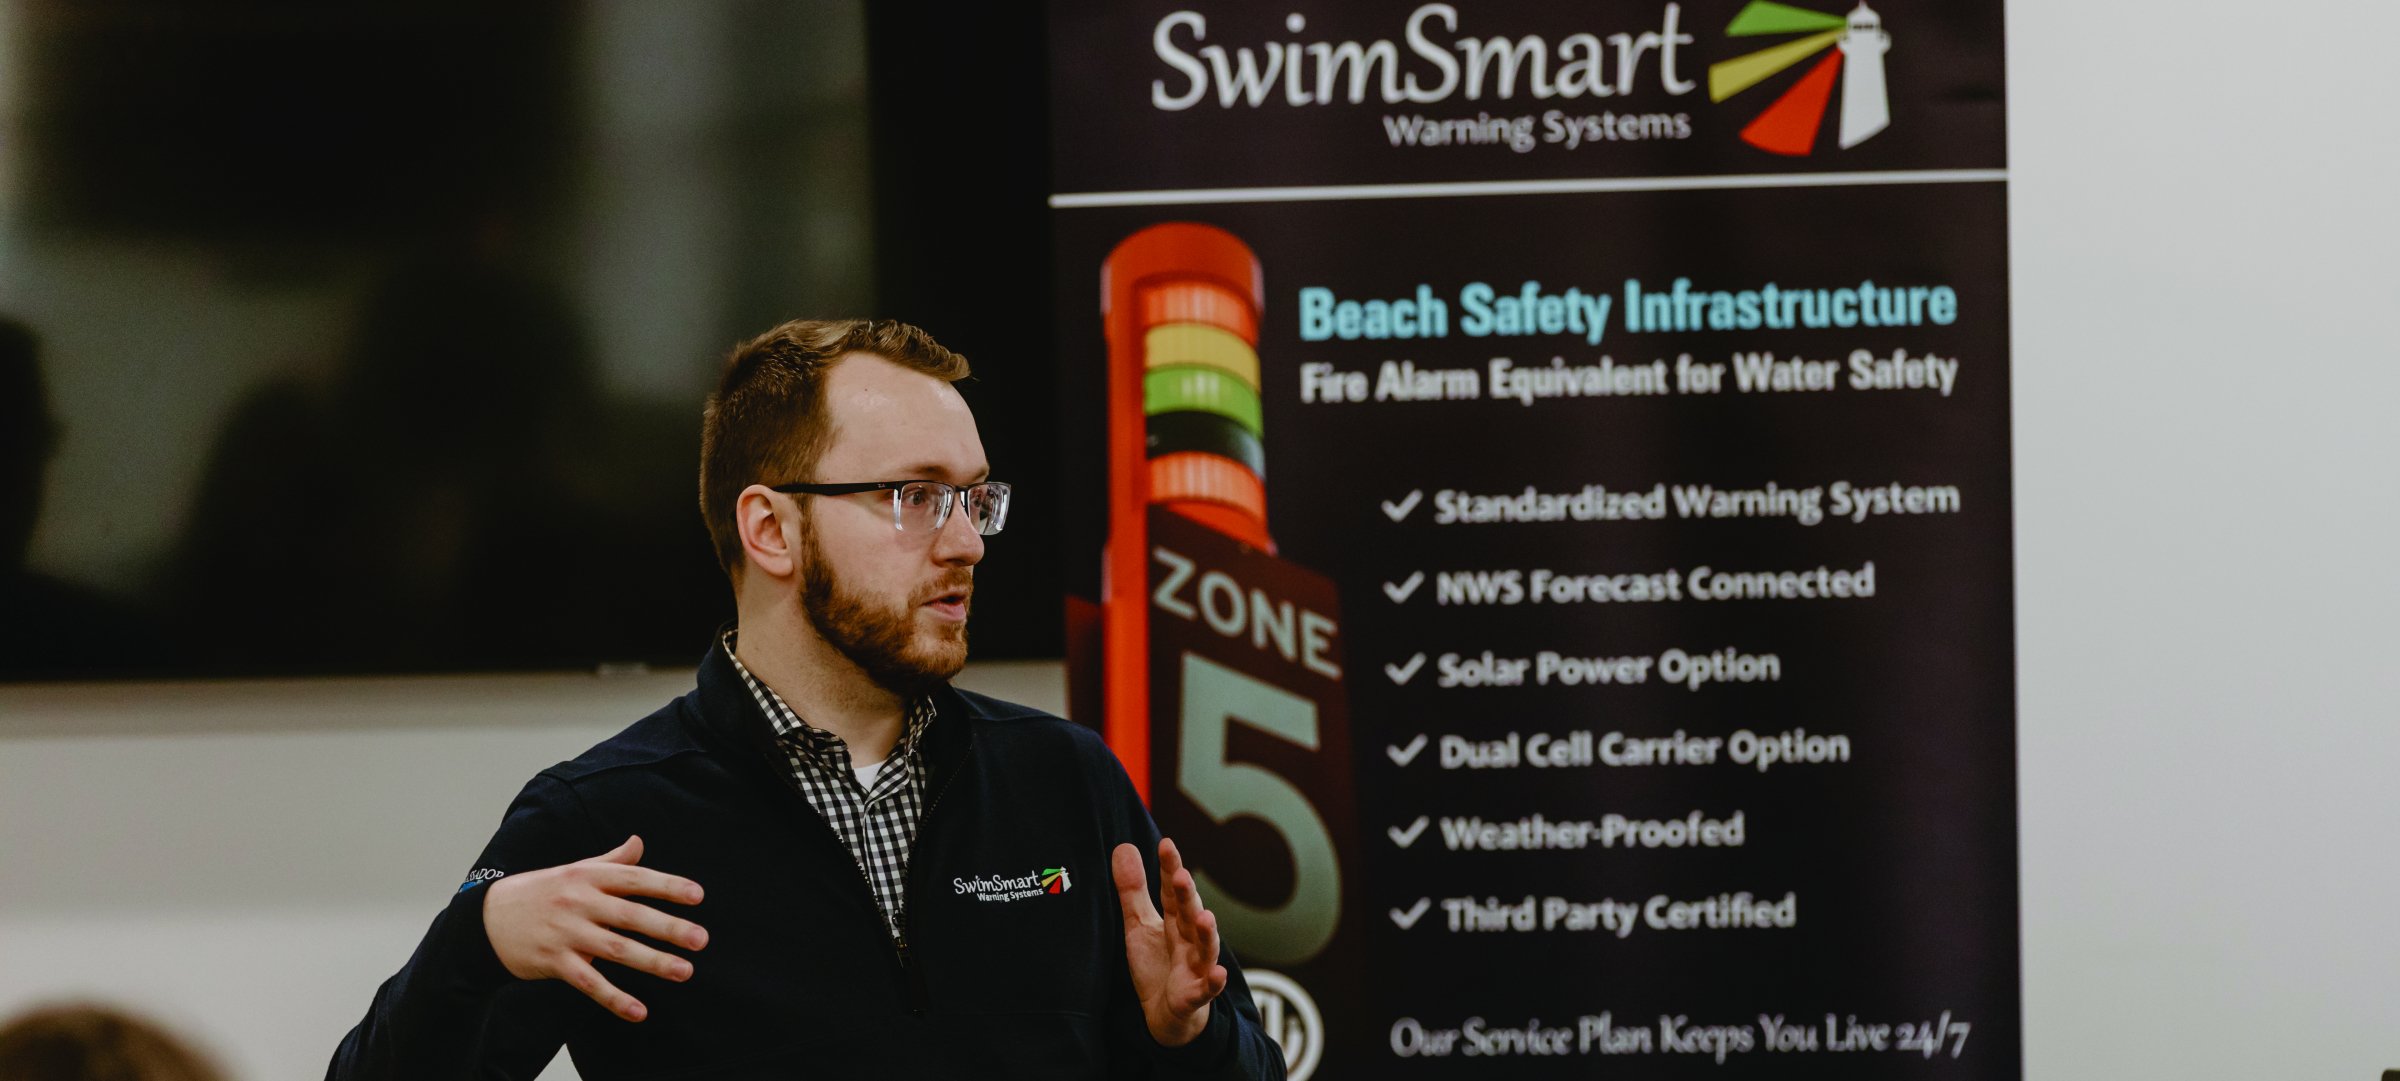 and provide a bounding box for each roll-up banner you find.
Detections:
[1052,3,2015,1077]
